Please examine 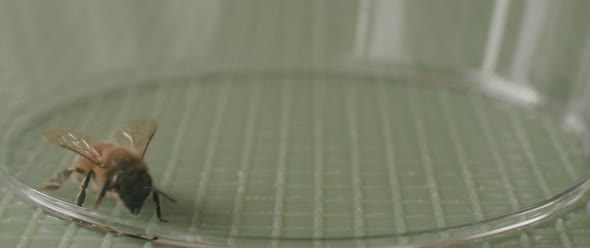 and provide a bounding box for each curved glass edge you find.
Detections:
[2,167,589,247]
[0,66,589,247]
